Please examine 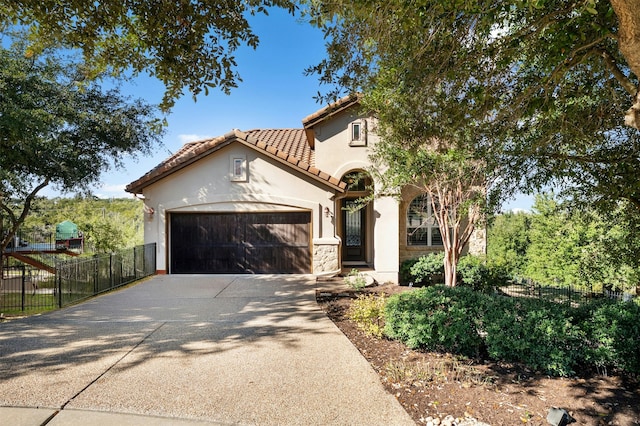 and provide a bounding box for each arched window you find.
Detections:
[341,171,371,192]
[406,194,443,246]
